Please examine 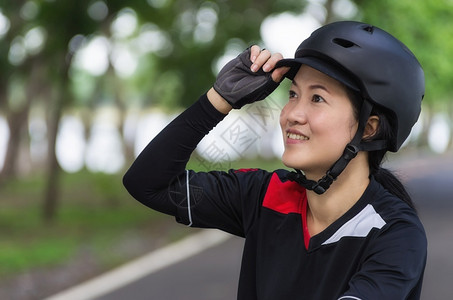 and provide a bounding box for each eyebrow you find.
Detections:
[310,84,330,93]
[291,80,331,94]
